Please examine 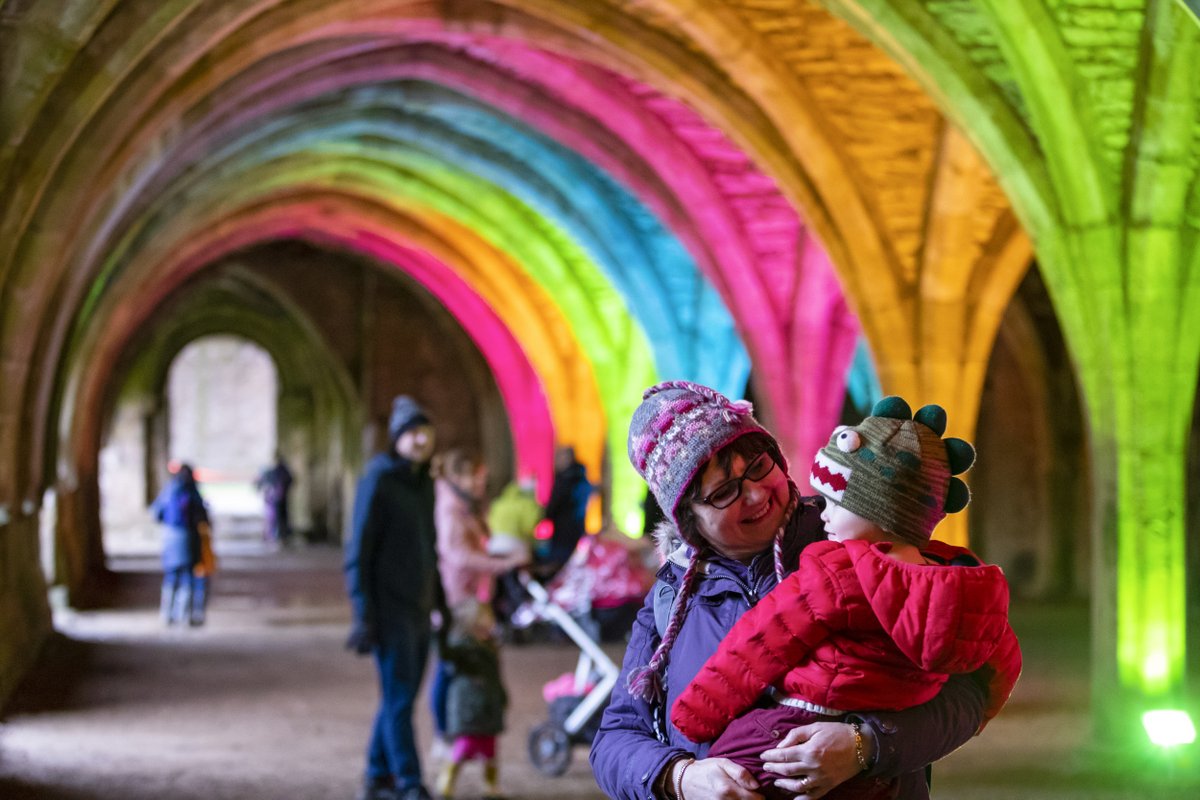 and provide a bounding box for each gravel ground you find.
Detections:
[0,543,1195,799]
